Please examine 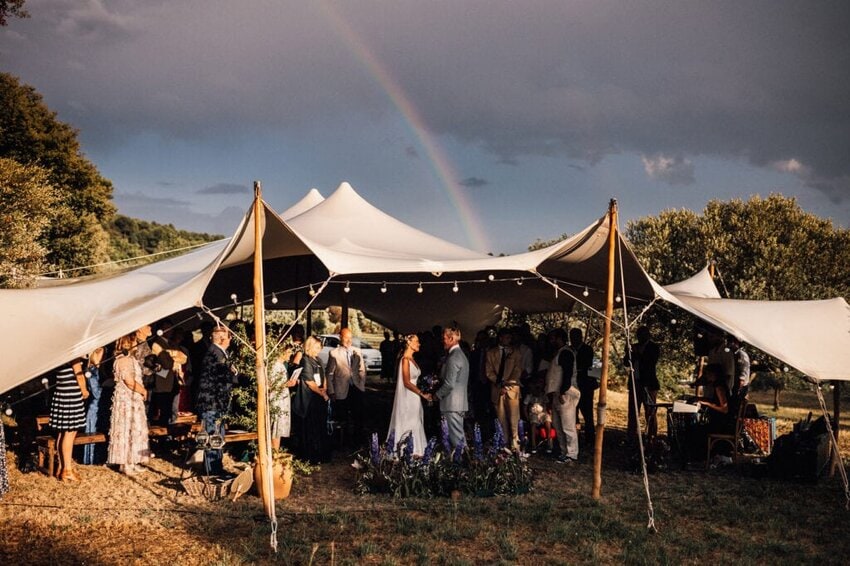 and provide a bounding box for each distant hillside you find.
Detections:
[107,214,222,266]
